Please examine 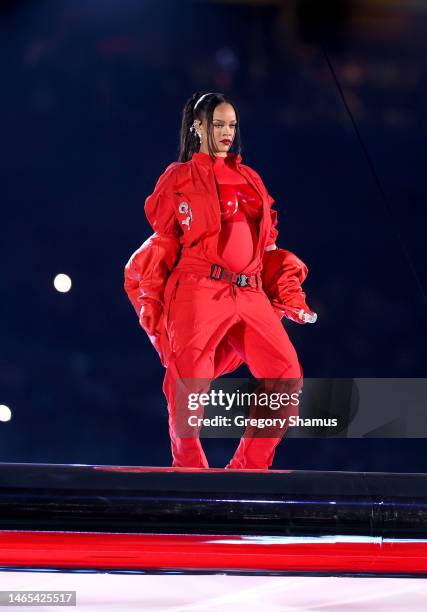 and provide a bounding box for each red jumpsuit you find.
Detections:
[124,151,316,469]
